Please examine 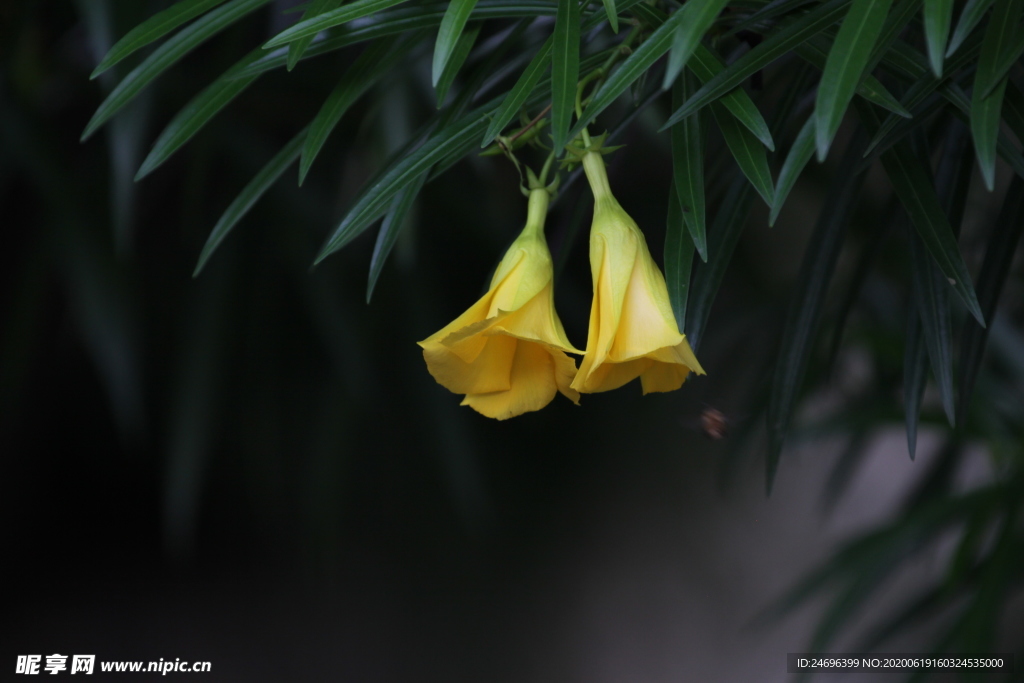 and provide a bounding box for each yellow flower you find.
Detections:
[419,188,581,419]
[570,150,705,394]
